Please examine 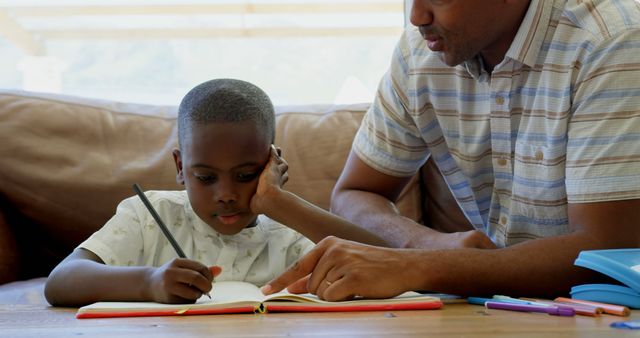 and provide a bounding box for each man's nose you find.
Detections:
[410,1,434,27]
